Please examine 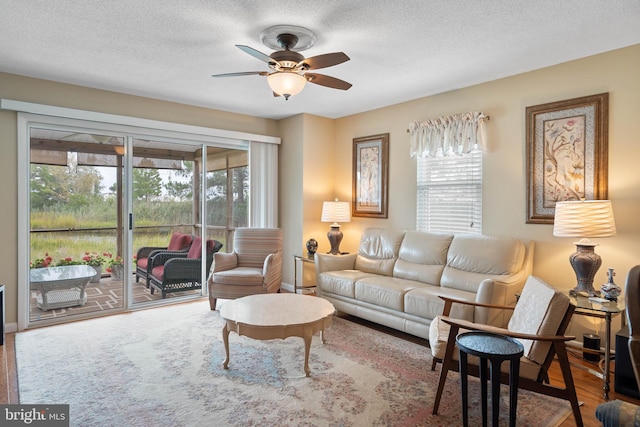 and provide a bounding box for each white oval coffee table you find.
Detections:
[219,293,335,377]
